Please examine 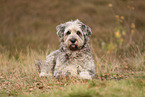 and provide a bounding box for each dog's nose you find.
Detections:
[70,38,77,43]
